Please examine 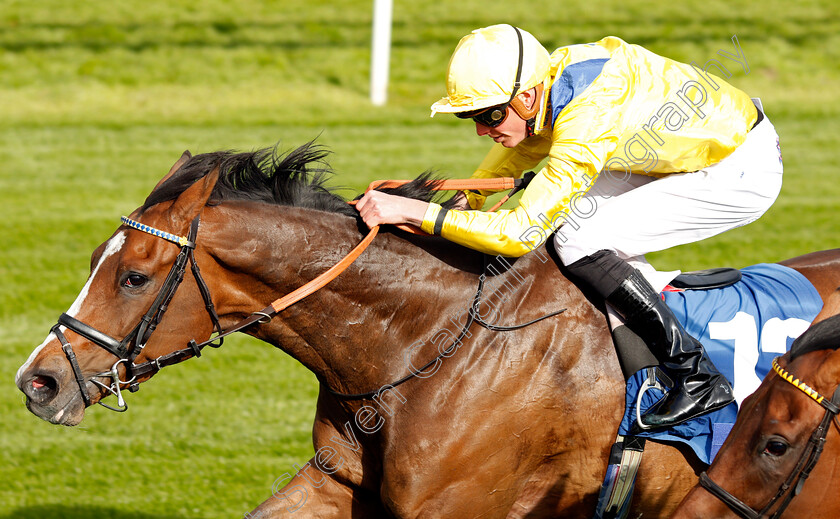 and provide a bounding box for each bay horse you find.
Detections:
[673,292,840,519]
[14,142,840,518]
